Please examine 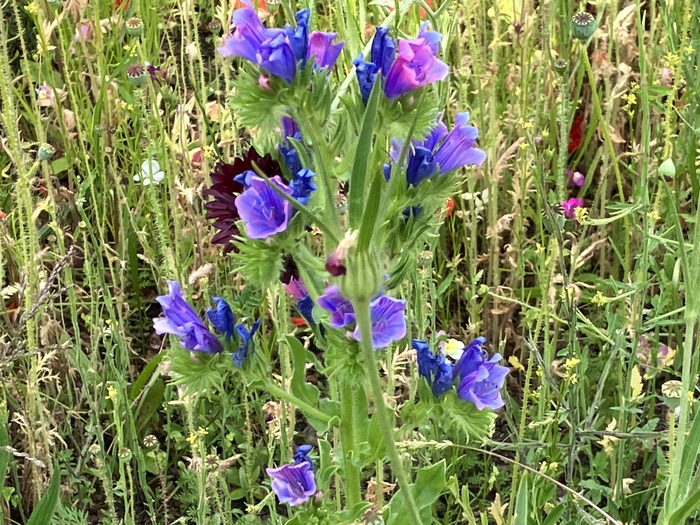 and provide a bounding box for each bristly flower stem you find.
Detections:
[339,381,362,508]
[353,298,422,525]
